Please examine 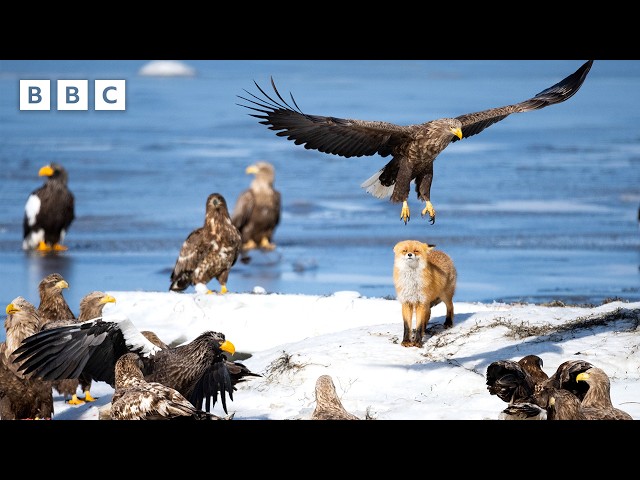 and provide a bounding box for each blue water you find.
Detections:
[1,60,639,340]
